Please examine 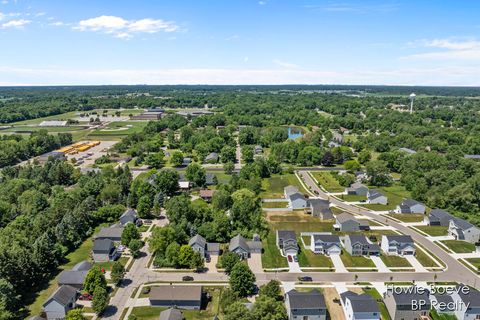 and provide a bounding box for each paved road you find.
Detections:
[297,170,480,289]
